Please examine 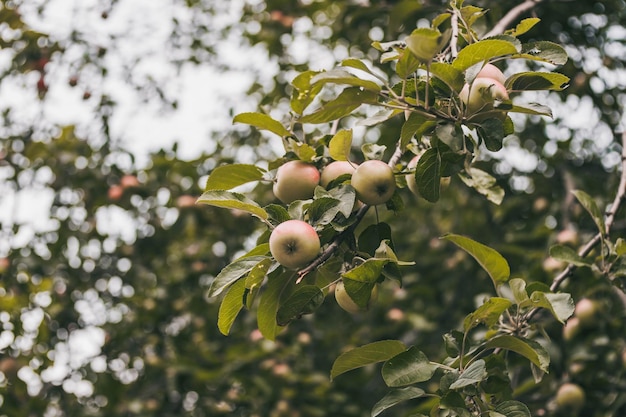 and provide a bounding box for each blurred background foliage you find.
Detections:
[0,0,625,416]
